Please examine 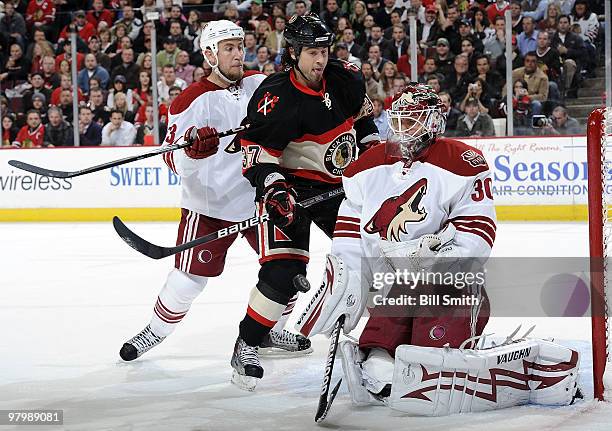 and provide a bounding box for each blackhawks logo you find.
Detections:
[324,133,355,176]
[257,92,279,116]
